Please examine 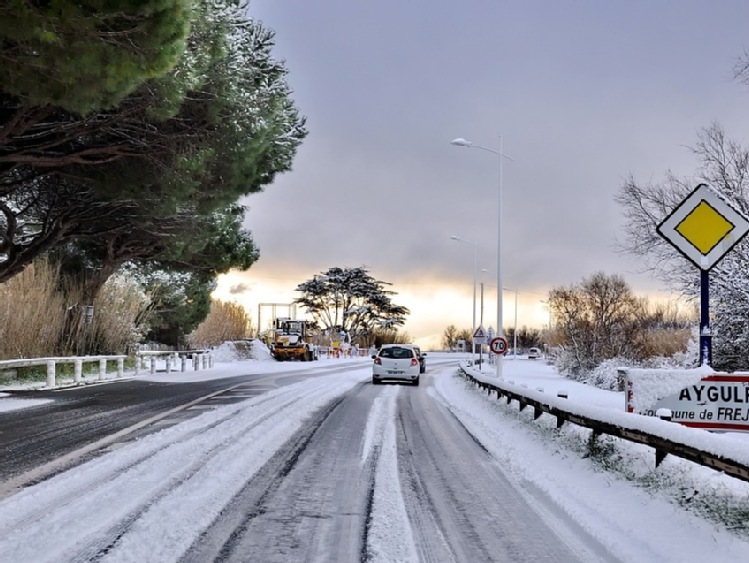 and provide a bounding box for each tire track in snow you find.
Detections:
[0,370,367,562]
[361,386,419,563]
[180,392,350,562]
